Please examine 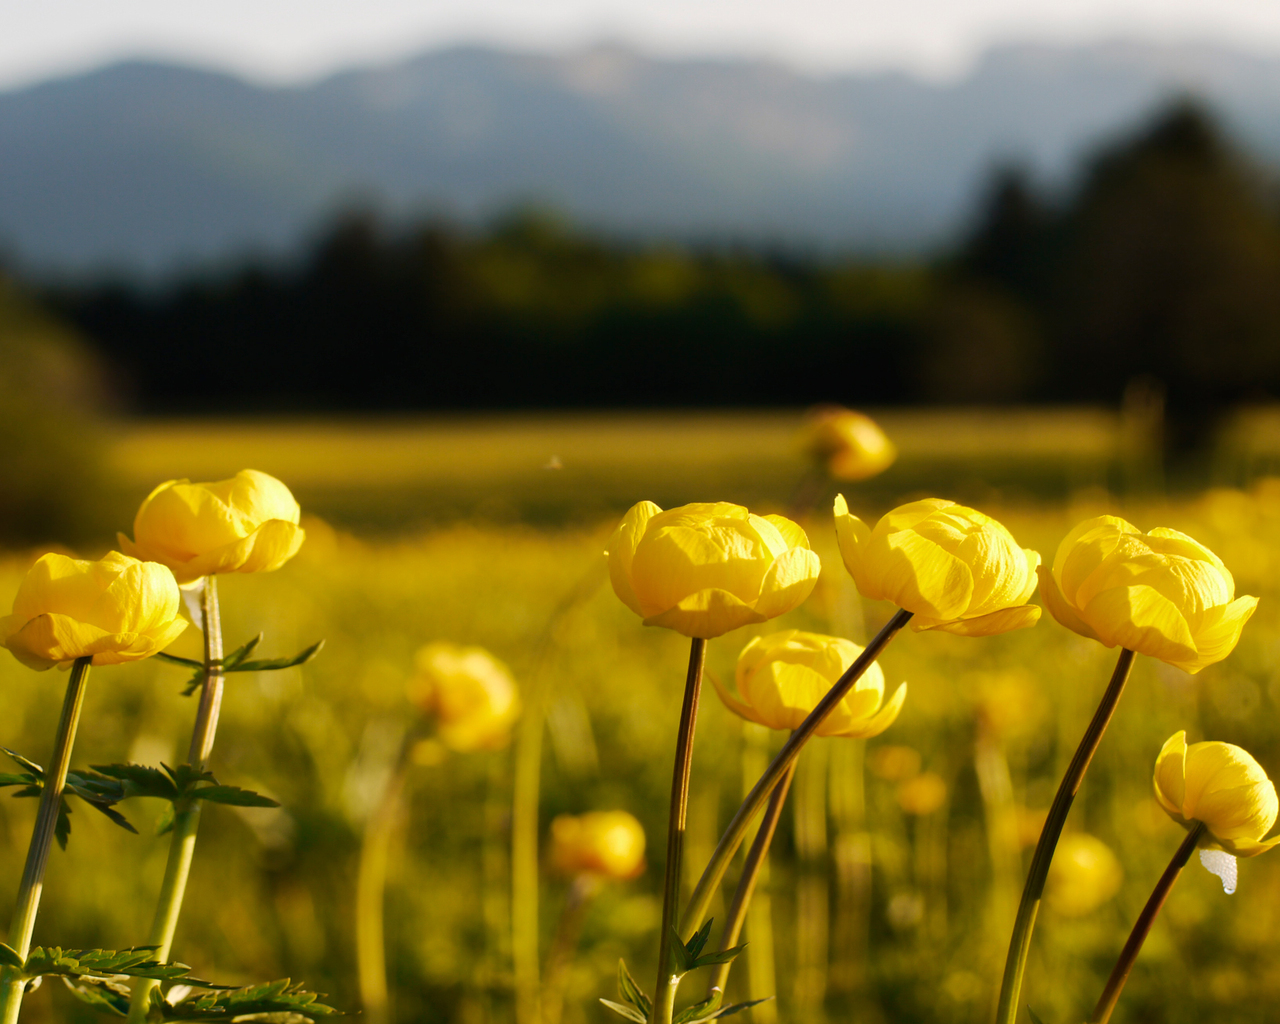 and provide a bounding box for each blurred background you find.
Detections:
[3,2,1280,1022]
